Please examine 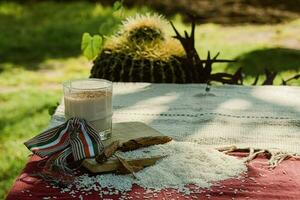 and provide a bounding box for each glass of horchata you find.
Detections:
[63,79,113,140]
